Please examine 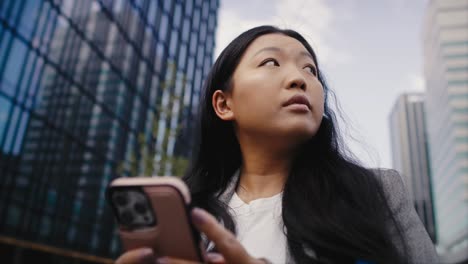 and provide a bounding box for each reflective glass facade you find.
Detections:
[0,0,219,261]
